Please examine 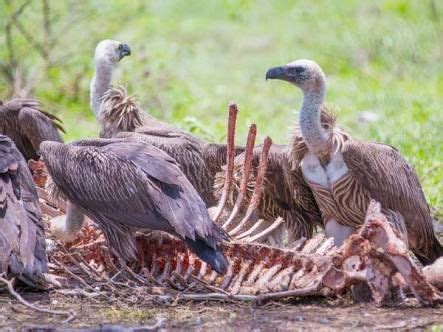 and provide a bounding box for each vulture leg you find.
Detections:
[49,202,86,242]
[325,219,354,247]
